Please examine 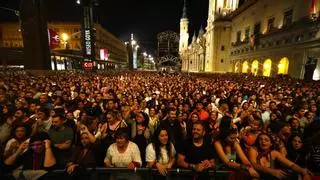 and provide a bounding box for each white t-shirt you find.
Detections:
[105,141,142,167]
[145,143,176,165]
